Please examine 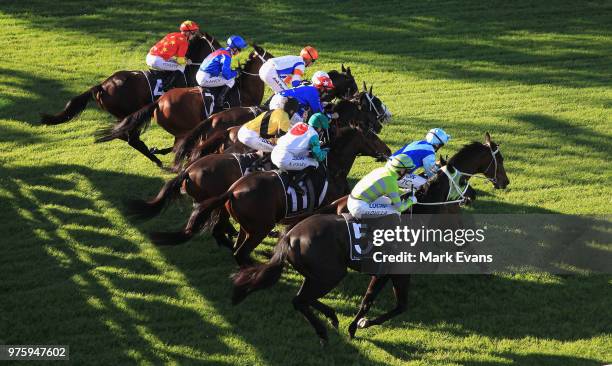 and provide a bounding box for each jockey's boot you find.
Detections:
[249,153,271,172]
[214,85,231,112]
